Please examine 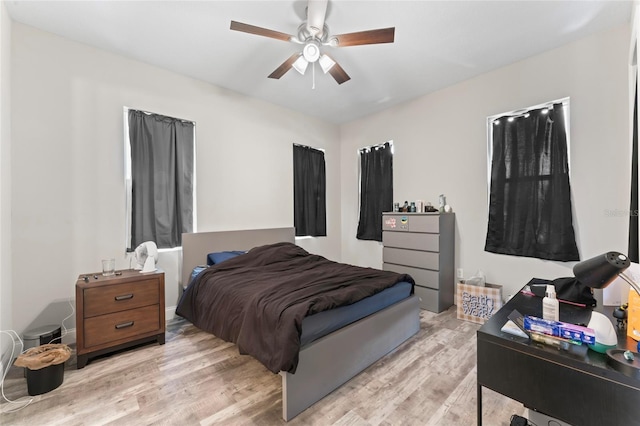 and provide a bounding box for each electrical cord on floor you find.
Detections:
[46,297,75,345]
[0,330,34,413]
